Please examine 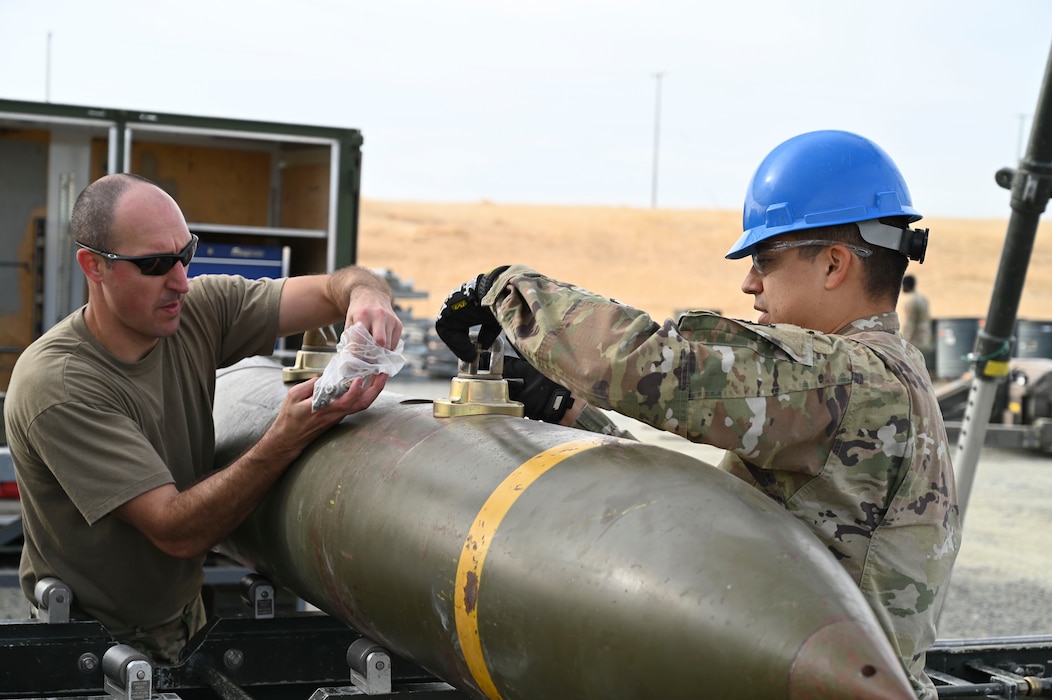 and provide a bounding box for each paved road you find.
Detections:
[2,375,1049,642]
